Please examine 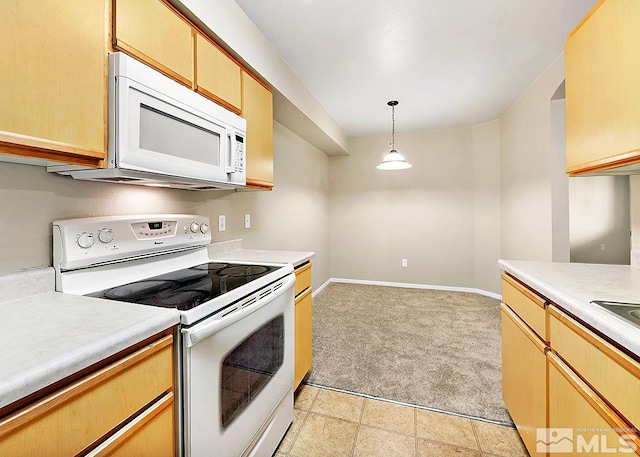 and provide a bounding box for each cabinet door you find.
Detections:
[549,306,640,430]
[565,0,640,175]
[114,0,193,87]
[547,352,639,456]
[241,71,274,189]
[0,0,106,166]
[0,336,173,457]
[294,287,313,388]
[86,393,174,457]
[195,33,242,113]
[501,303,547,457]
